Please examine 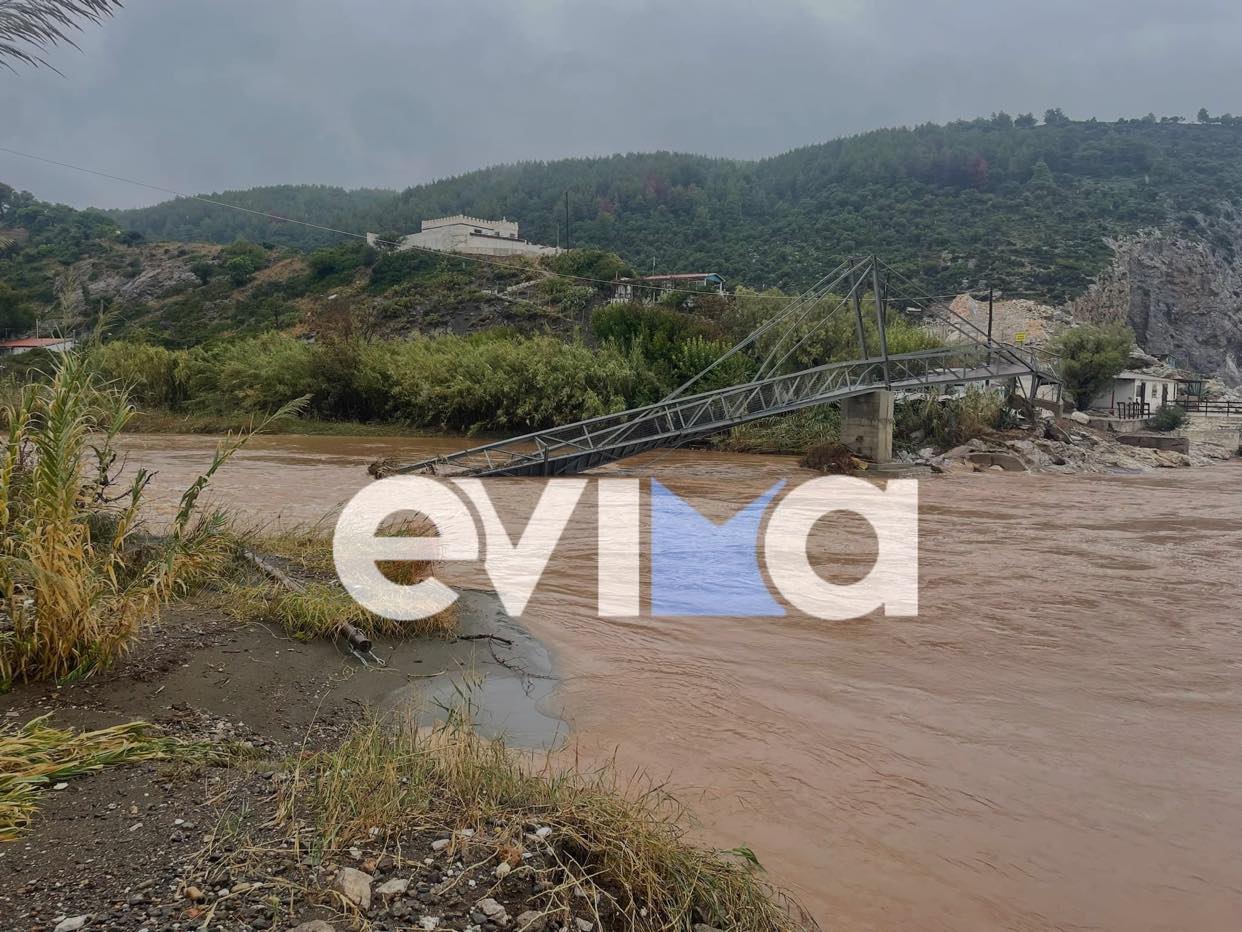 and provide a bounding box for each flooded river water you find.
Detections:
[119,433,1242,931]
